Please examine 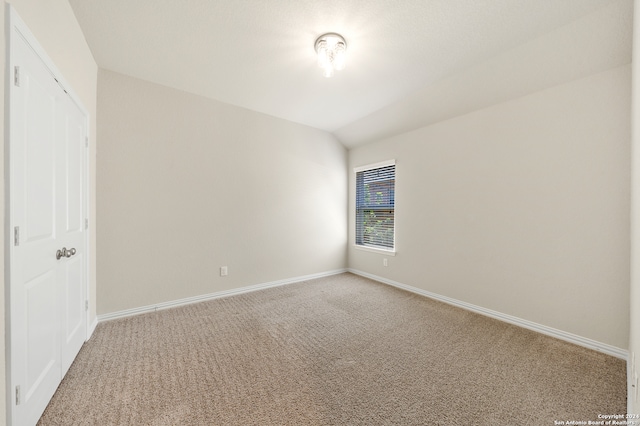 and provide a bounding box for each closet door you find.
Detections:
[57,90,88,376]
[9,12,88,426]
